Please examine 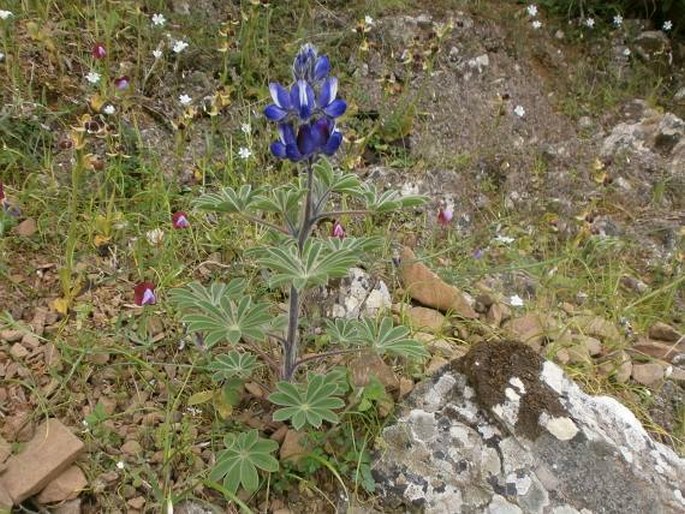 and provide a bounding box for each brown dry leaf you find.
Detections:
[51,297,70,316]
